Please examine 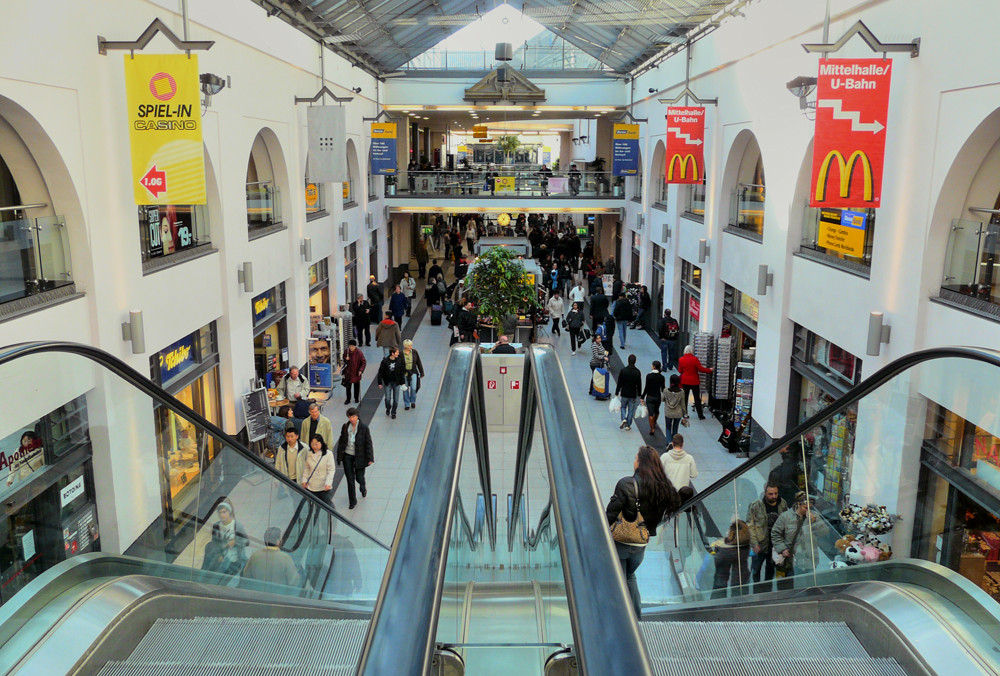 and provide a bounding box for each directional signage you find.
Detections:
[810,58,892,209]
[612,124,640,176]
[665,107,705,184]
[473,125,488,138]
